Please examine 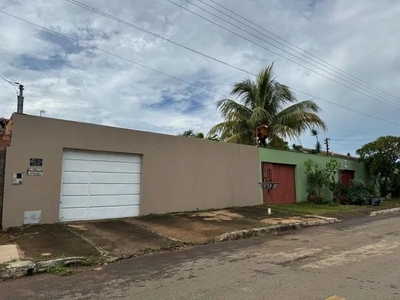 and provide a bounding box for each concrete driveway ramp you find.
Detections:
[69,220,175,258]
[130,215,228,244]
[0,245,20,264]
